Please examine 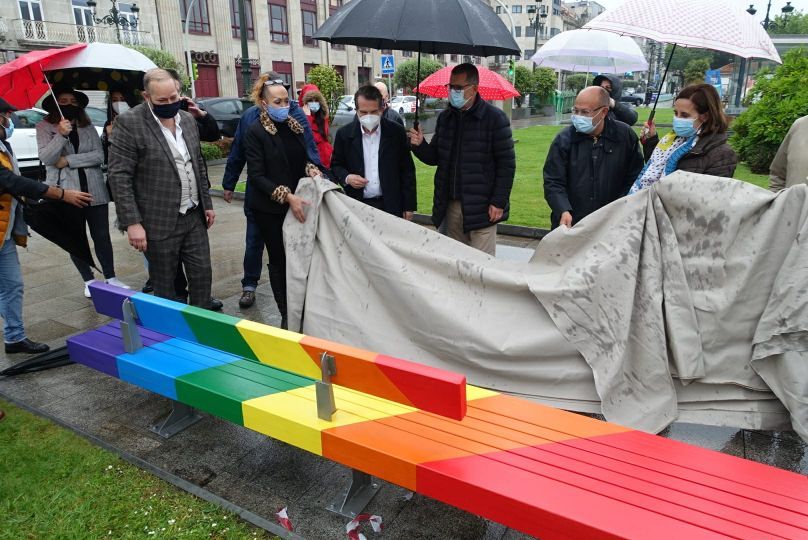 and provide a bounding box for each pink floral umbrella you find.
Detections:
[415,65,519,100]
[583,0,781,119]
